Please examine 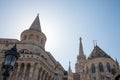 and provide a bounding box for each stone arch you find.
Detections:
[29,34,34,40]
[23,35,27,40]
[35,35,39,41]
